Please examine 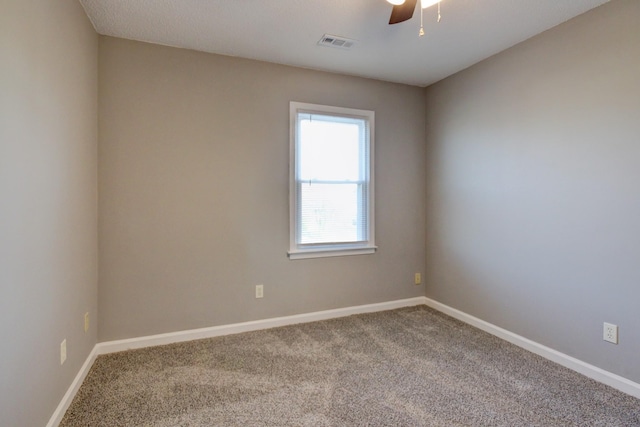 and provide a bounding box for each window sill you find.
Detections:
[288,246,377,260]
